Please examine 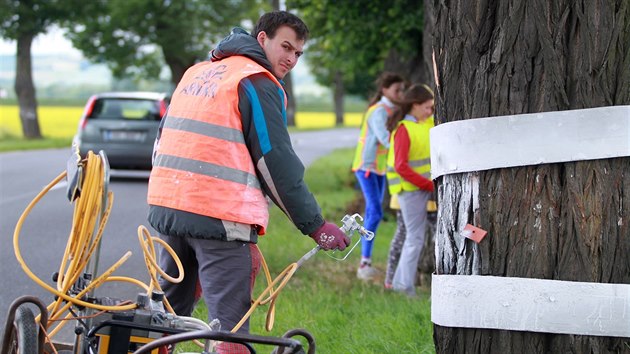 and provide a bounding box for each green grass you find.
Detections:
[176,149,435,354]
[0,105,434,352]
[0,133,73,152]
